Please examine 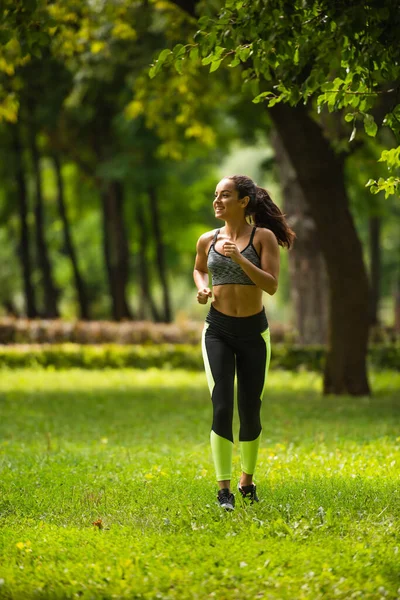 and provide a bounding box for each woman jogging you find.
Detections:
[193,174,295,511]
